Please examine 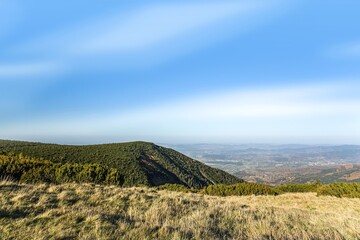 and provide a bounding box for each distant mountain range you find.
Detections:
[0,140,242,188]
